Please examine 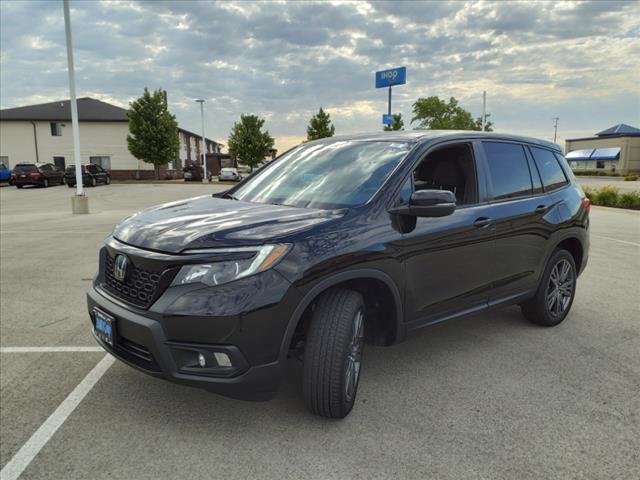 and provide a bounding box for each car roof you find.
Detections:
[308,130,561,151]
